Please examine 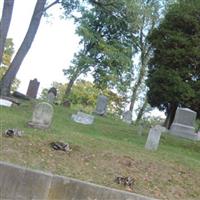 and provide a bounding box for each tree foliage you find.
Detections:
[63,0,134,98]
[127,0,163,112]
[147,0,200,123]
[40,80,126,115]
[63,0,172,120]
[0,38,20,92]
